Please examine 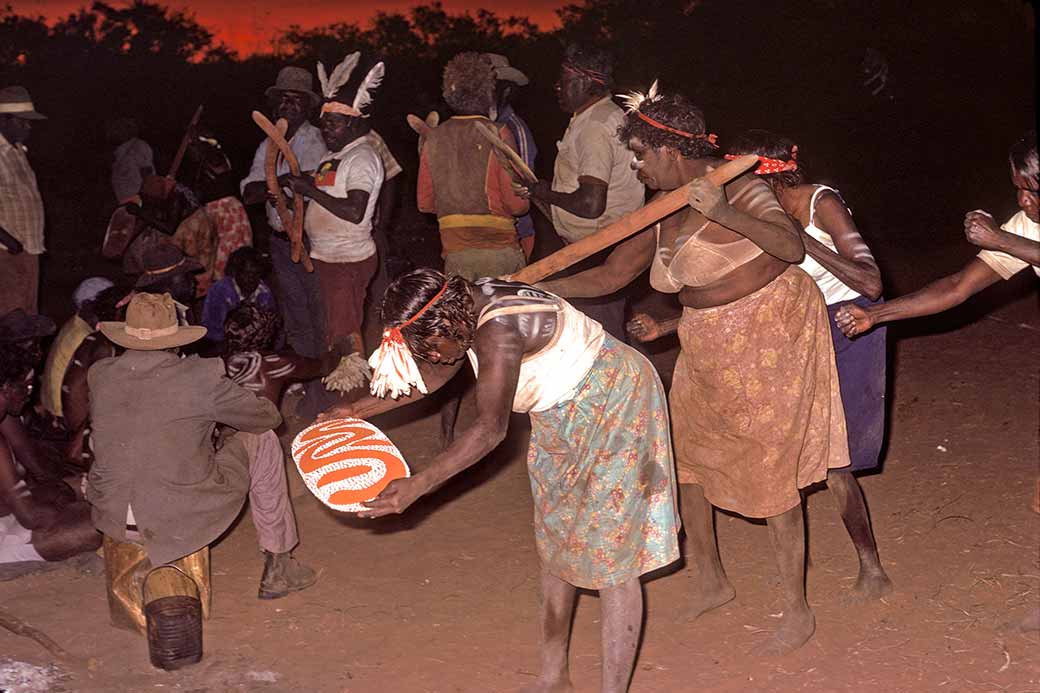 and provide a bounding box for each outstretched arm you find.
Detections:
[358,319,523,518]
[538,226,656,298]
[835,257,1001,337]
